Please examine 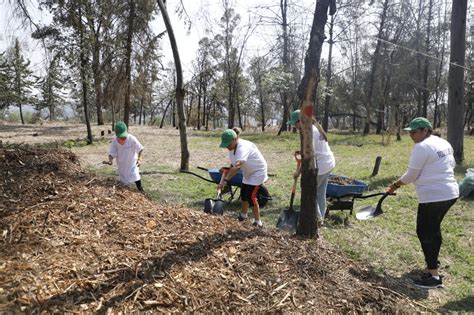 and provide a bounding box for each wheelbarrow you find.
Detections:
[326,174,369,215]
[181,166,271,208]
[325,174,395,217]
